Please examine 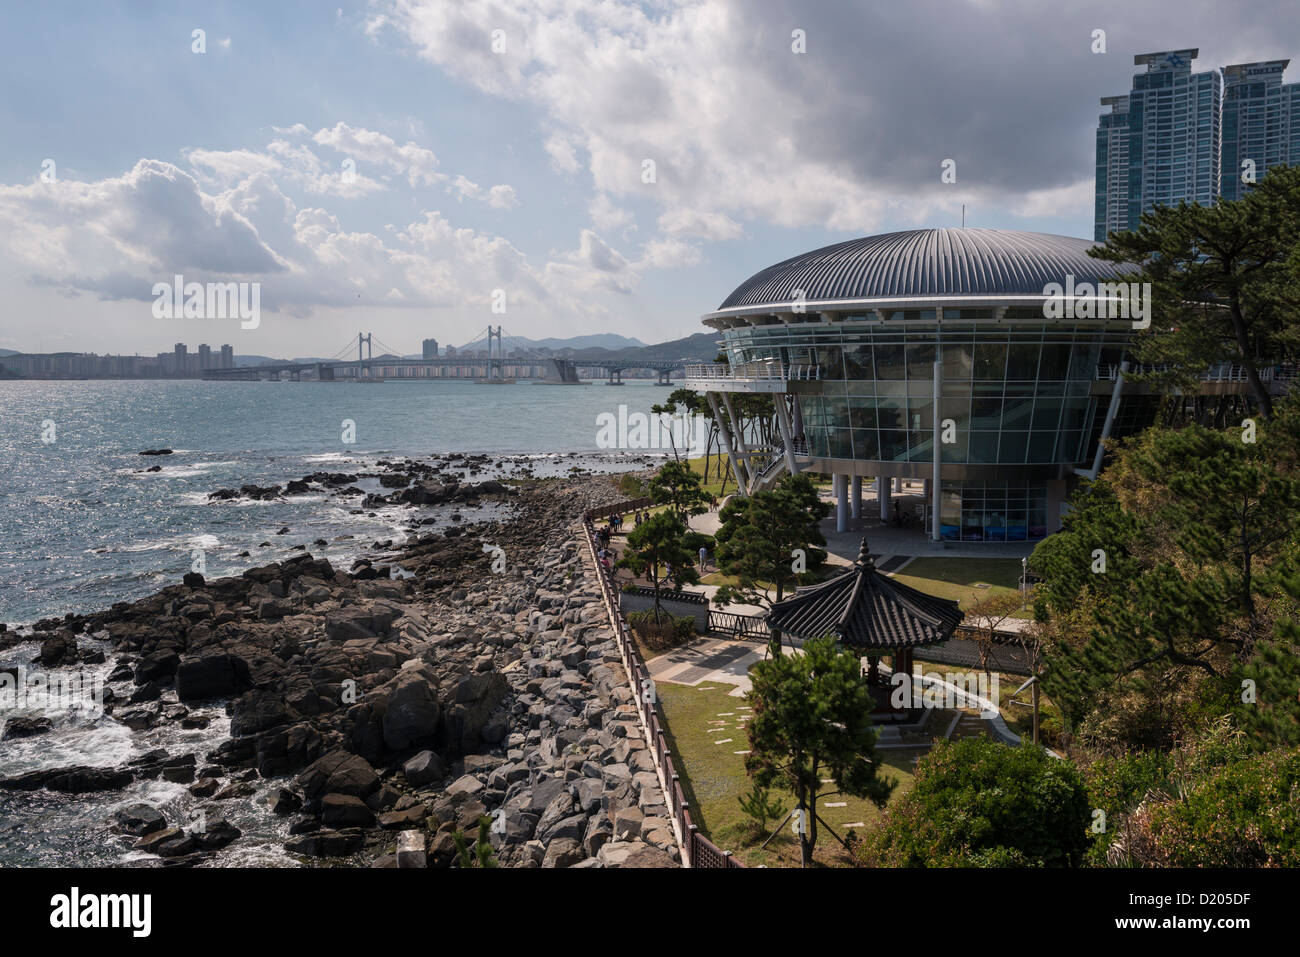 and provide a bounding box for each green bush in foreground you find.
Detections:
[861,737,1090,867]
[1138,748,1300,867]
